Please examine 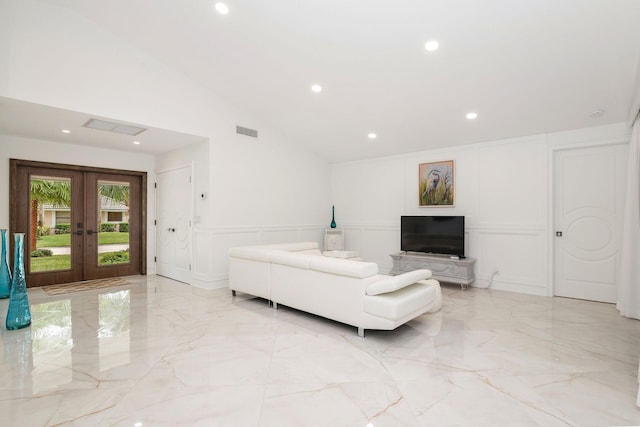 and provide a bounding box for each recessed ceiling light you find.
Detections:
[424,40,440,52]
[368,133,377,139]
[61,129,71,134]
[311,84,322,93]
[214,2,229,15]
[133,141,141,145]
[466,112,478,120]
